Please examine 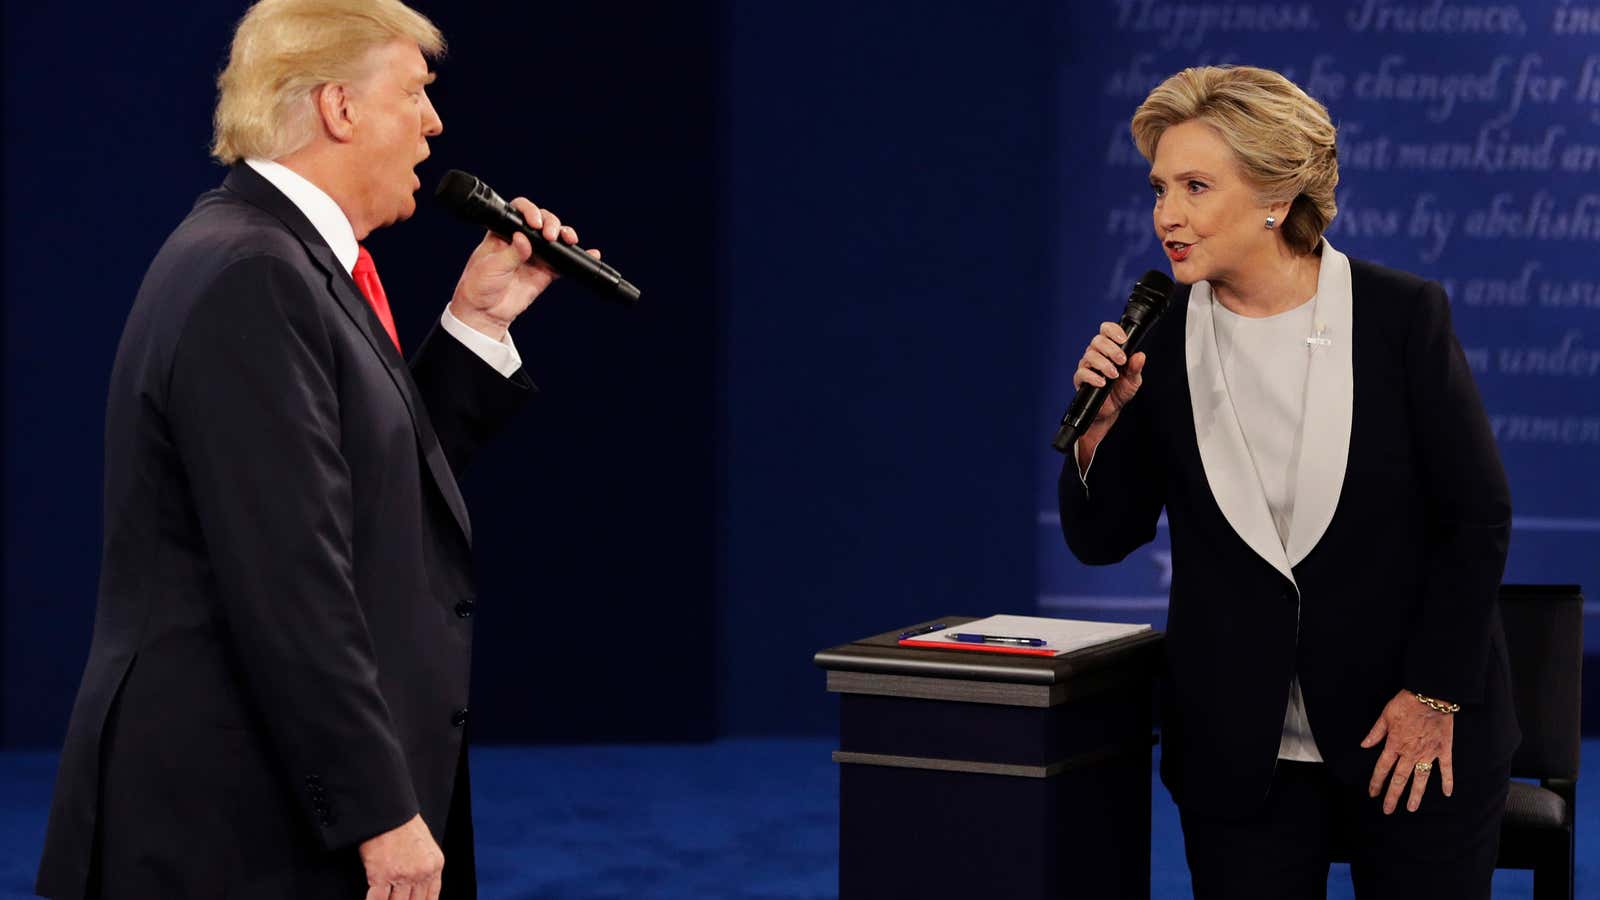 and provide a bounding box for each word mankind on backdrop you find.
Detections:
[1335,122,1600,175]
